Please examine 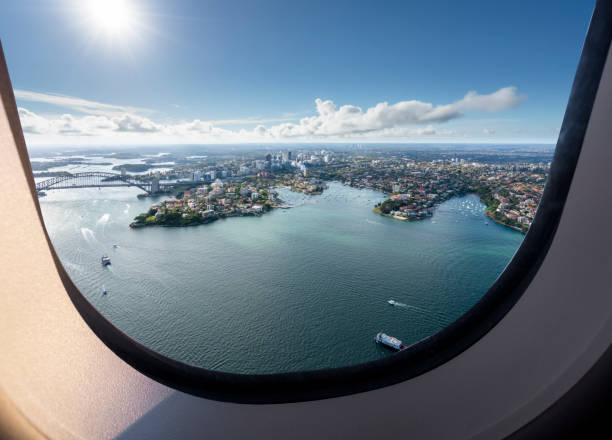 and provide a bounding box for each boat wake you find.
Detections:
[96,213,110,225]
[388,299,426,312]
[80,227,96,243]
